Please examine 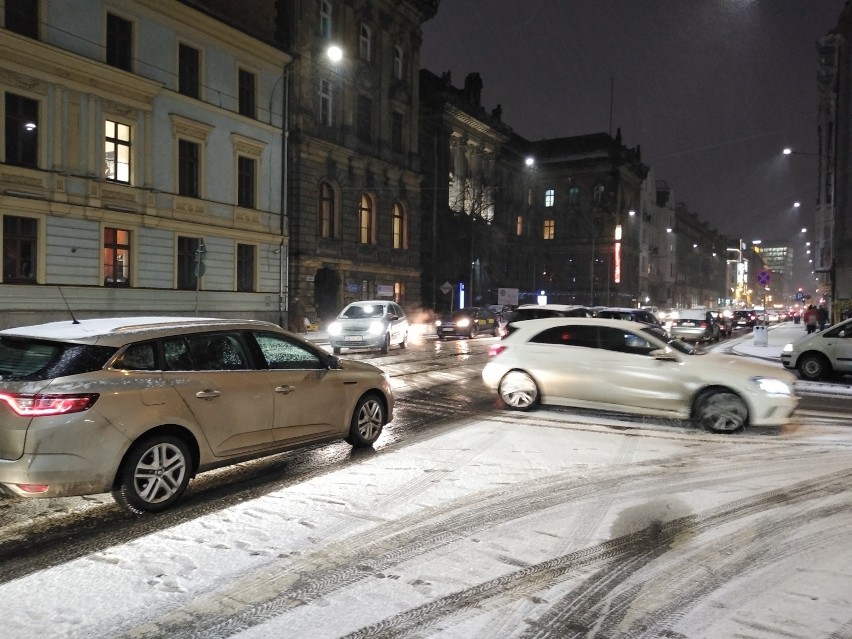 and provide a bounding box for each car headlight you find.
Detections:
[457,318,470,328]
[368,320,385,335]
[752,376,792,396]
[328,322,342,336]
[782,343,794,353]
[435,320,442,327]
